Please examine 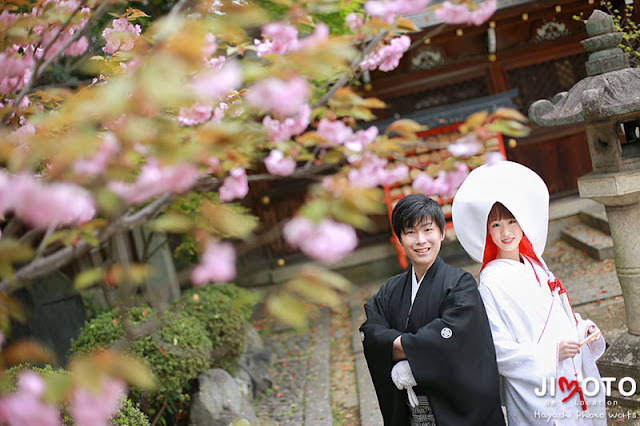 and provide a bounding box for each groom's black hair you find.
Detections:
[391,194,445,242]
